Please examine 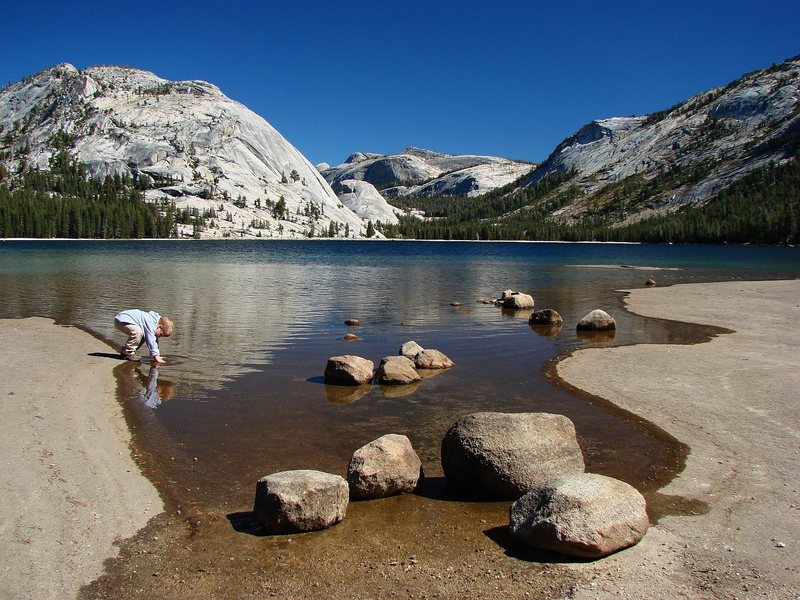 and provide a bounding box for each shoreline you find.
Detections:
[1,280,798,598]
[556,279,800,598]
[0,318,163,600]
